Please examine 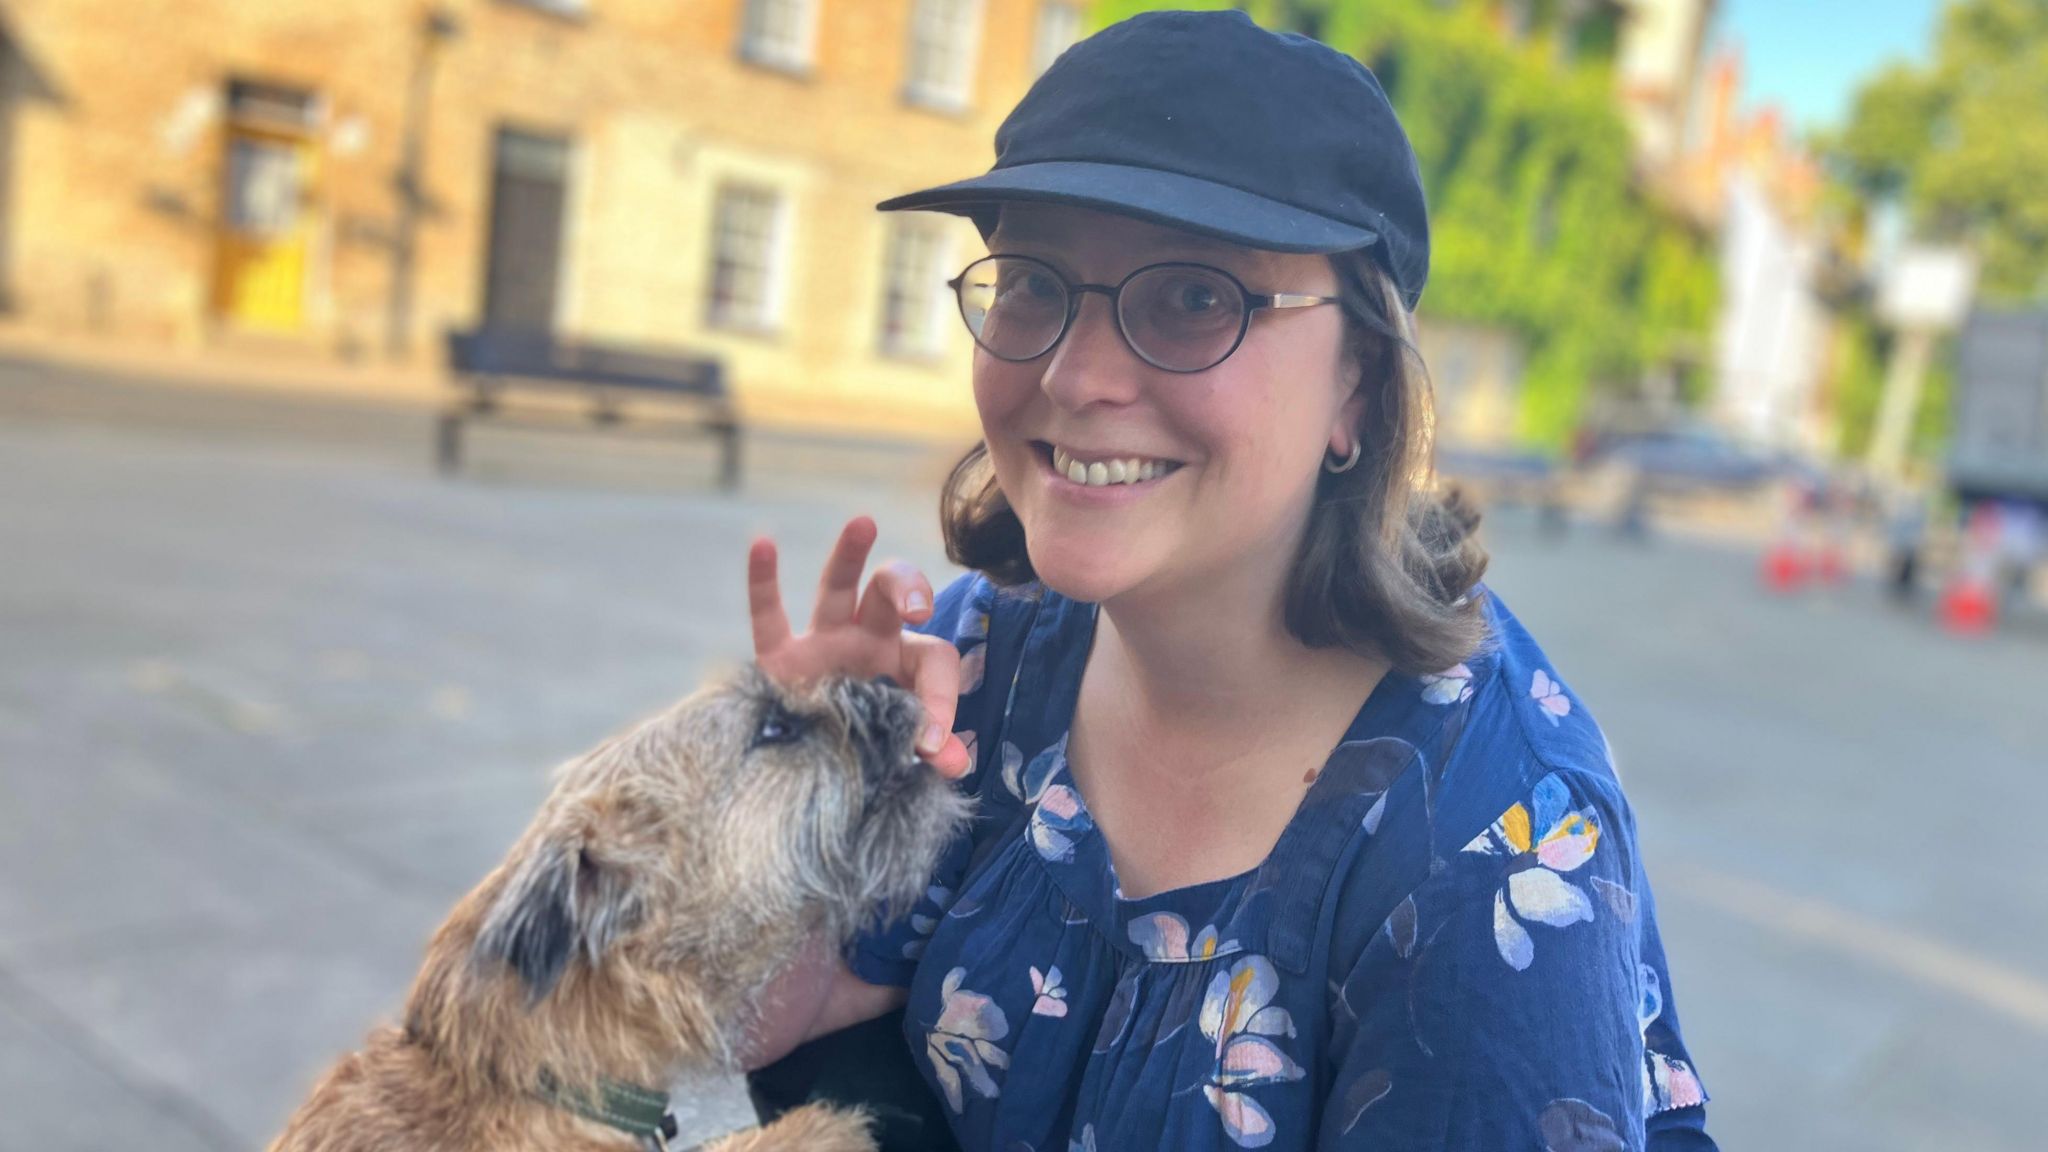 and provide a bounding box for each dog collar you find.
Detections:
[534,1071,679,1150]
